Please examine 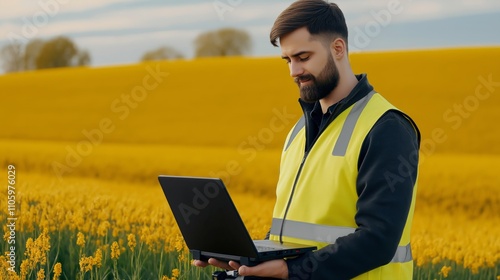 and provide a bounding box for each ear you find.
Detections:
[330,38,347,59]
